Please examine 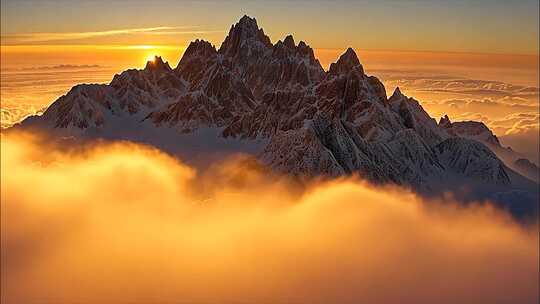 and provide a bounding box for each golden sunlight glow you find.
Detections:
[0,45,184,70]
[119,44,163,50]
[146,53,158,63]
